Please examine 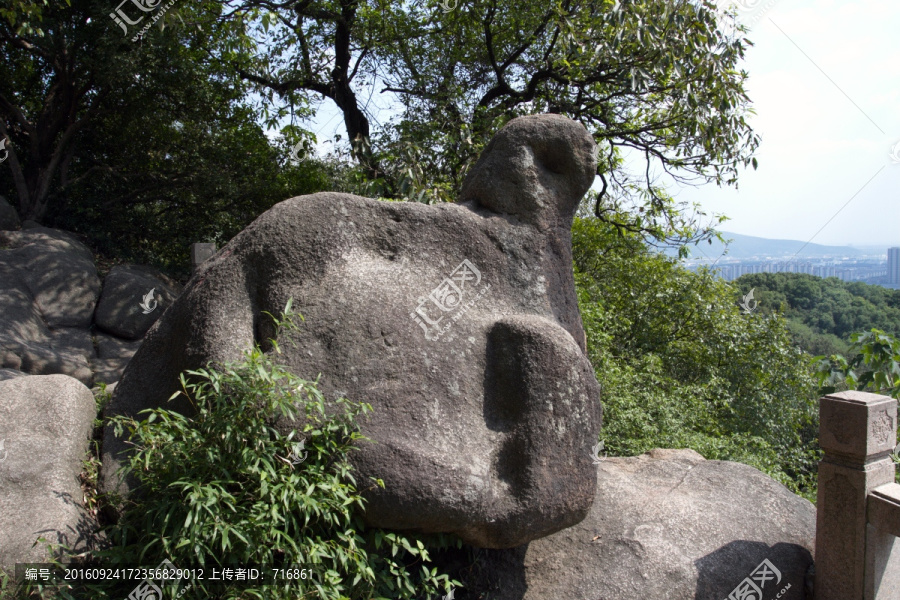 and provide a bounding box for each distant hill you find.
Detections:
[668,232,873,260]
